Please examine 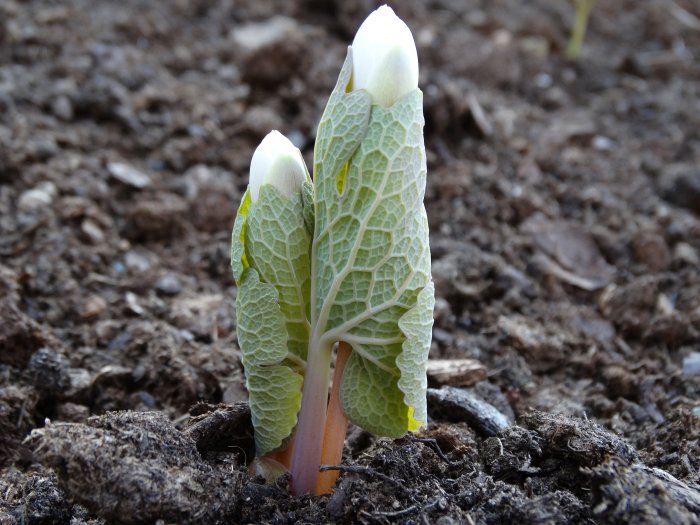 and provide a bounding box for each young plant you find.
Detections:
[231,5,434,496]
[566,0,599,60]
